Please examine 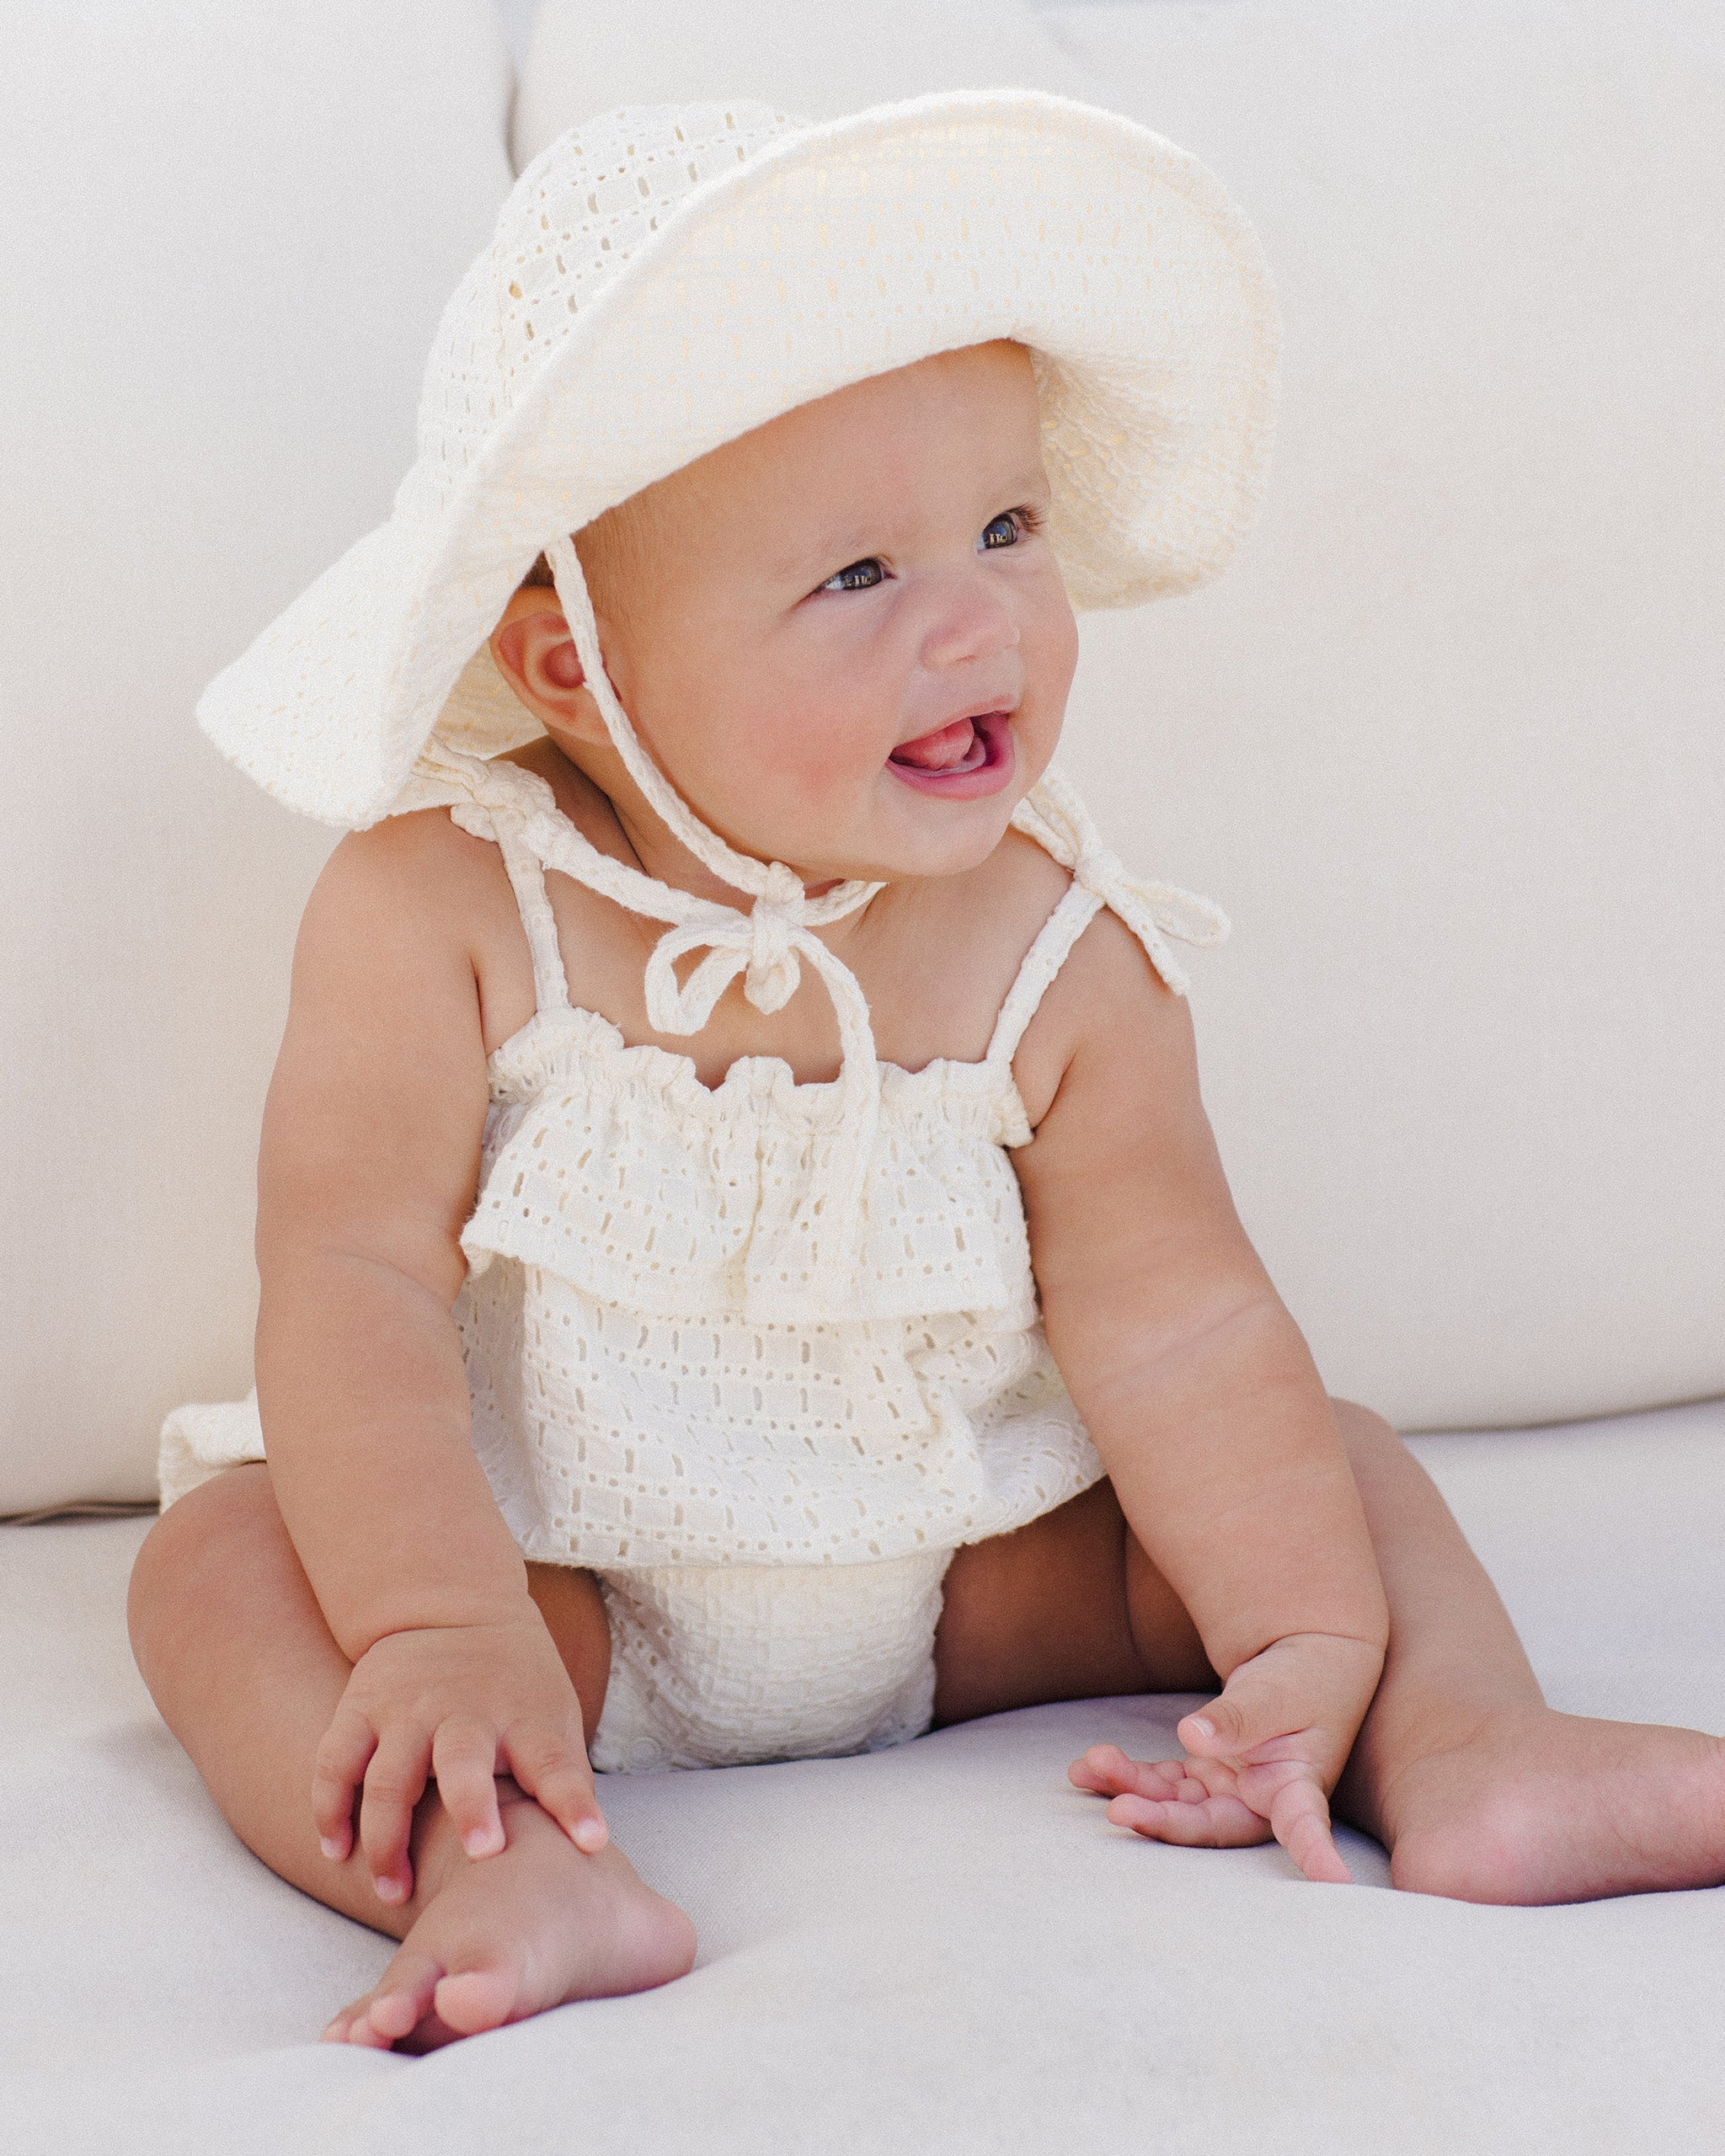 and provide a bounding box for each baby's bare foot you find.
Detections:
[1376,1705,1725,1905]
[322,1790,696,2052]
